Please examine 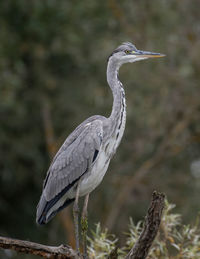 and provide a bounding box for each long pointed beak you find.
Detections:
[133,50,165,58]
